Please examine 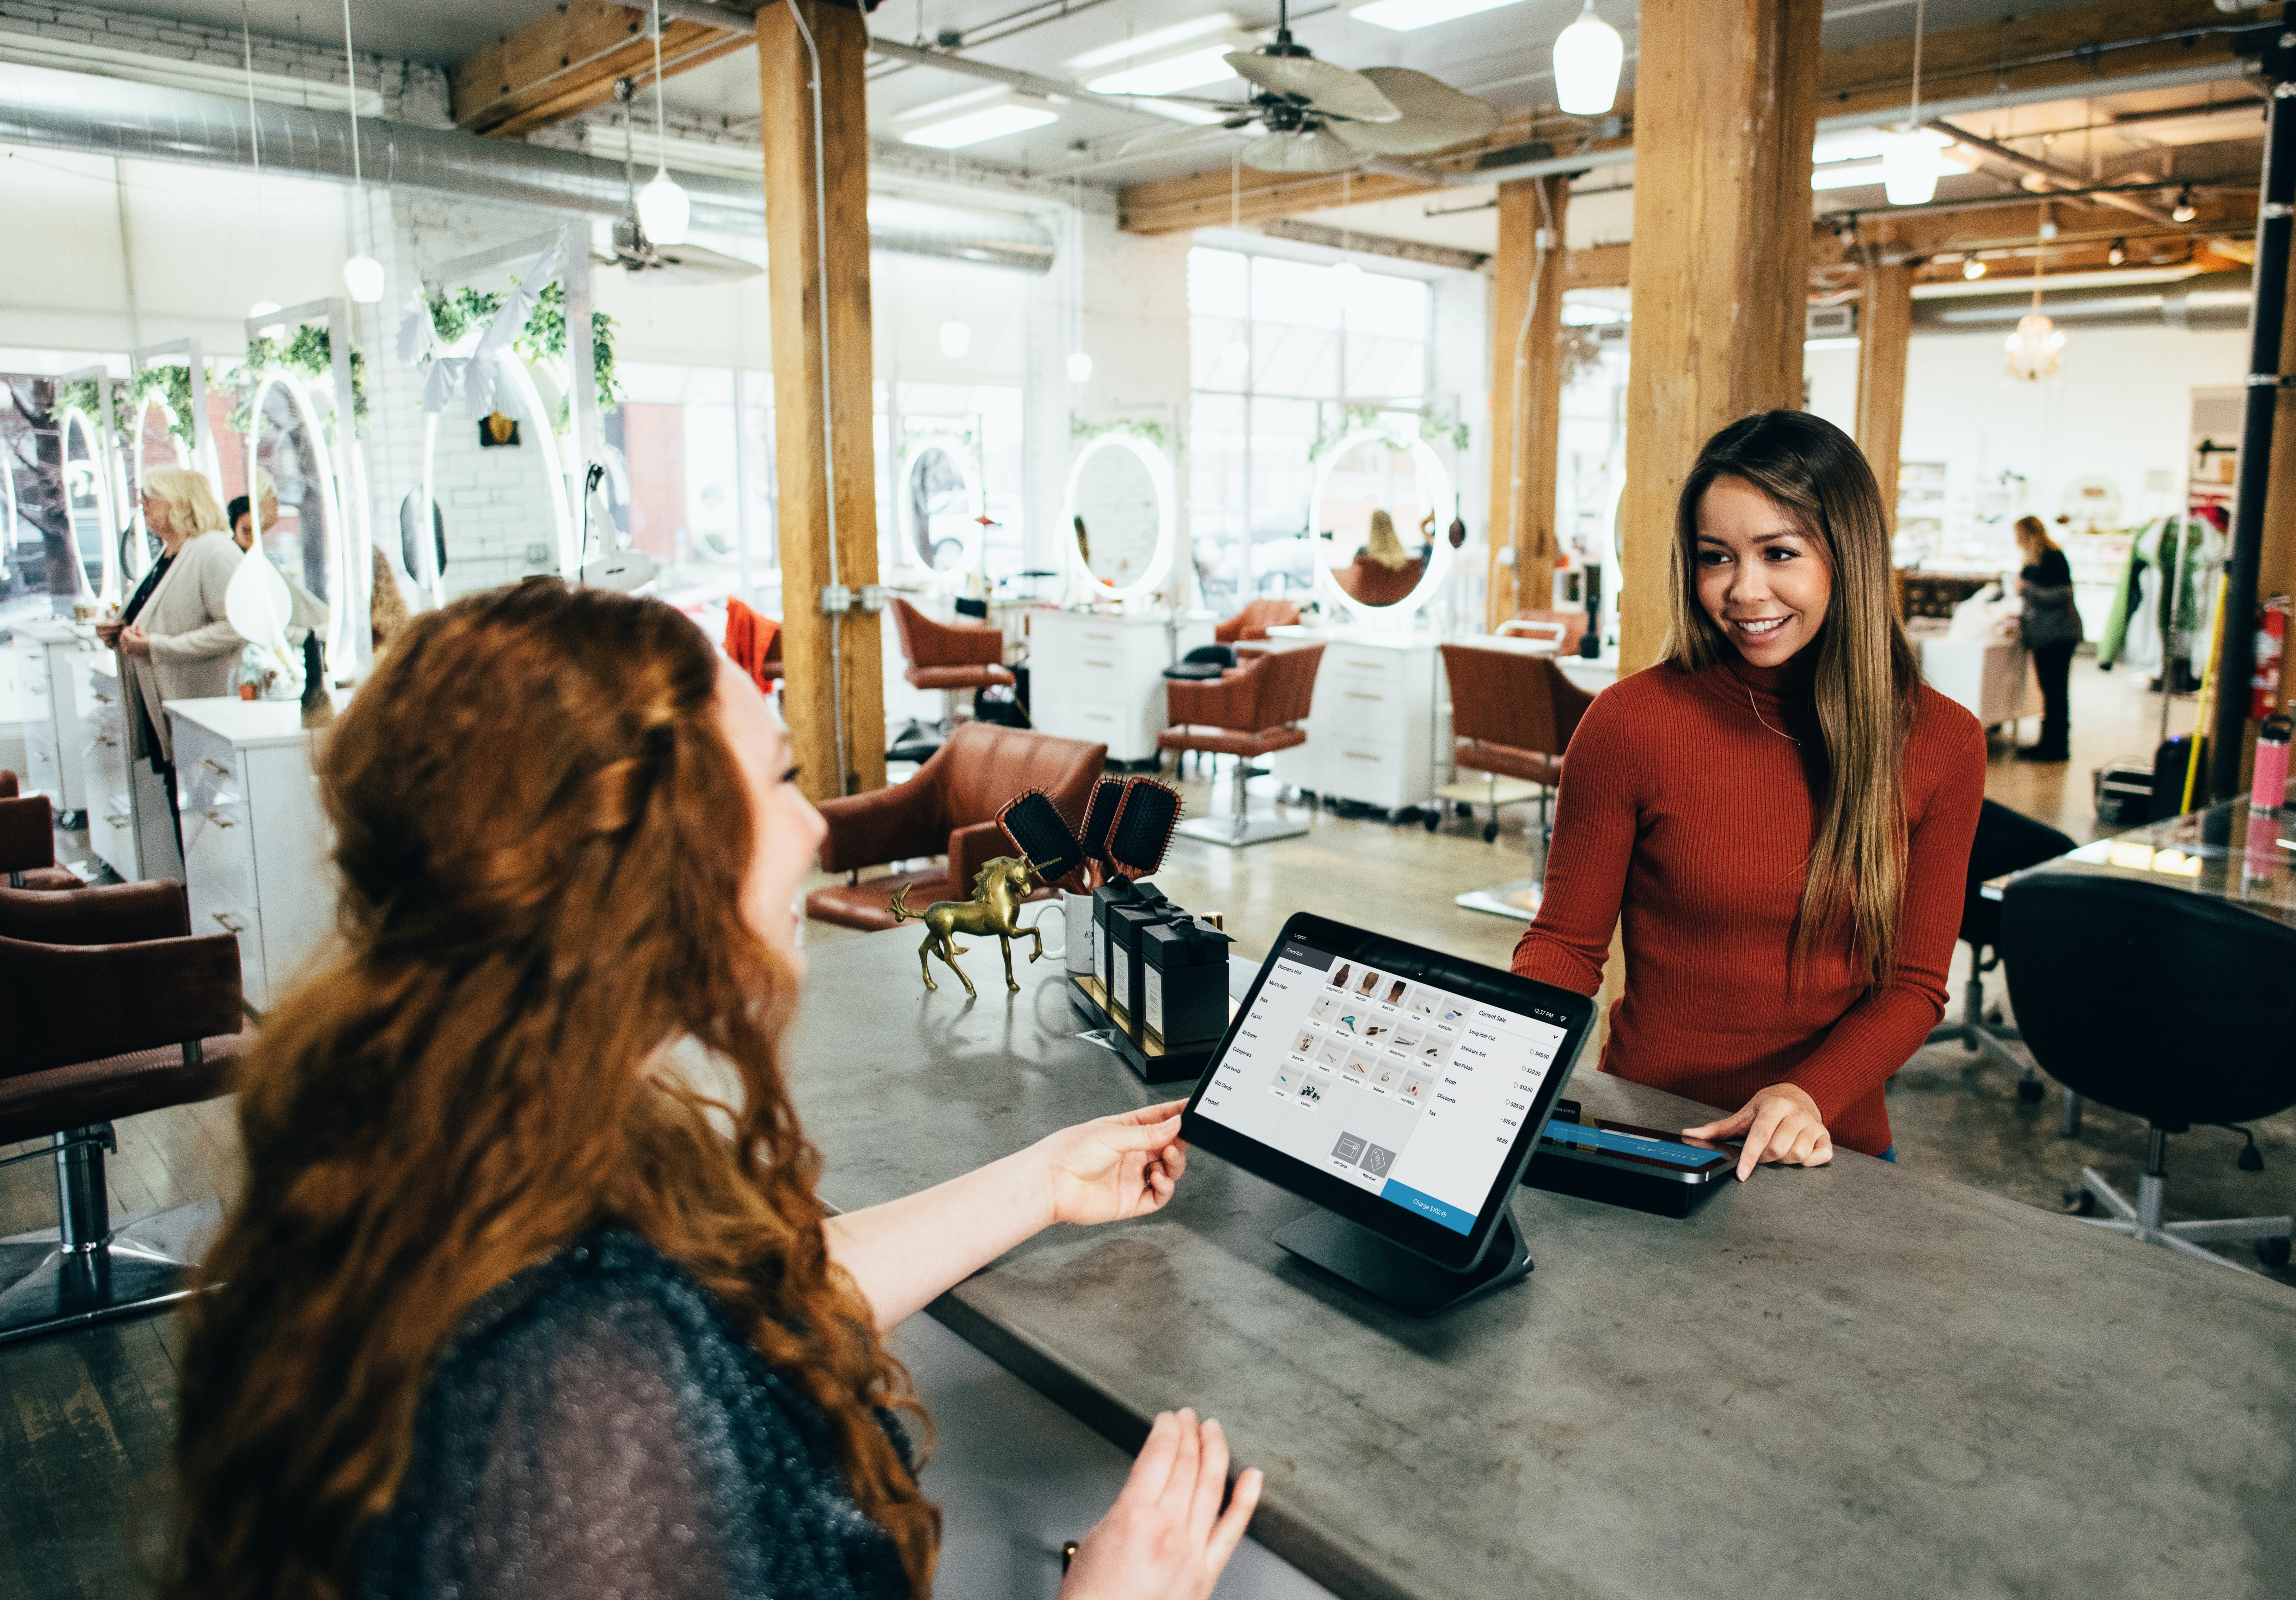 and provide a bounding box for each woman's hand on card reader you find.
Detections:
[1682,1082,1833,1180]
